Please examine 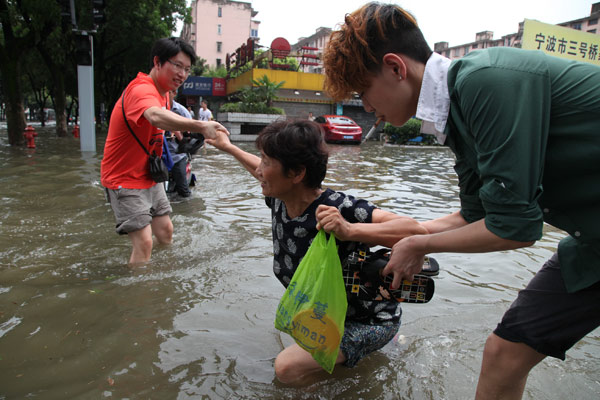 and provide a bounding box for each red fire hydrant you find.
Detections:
[72,125,80,138]
[24,125,37,148]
